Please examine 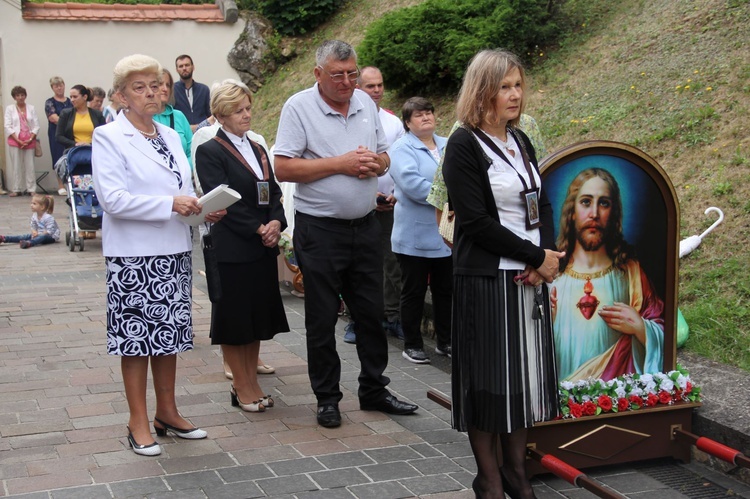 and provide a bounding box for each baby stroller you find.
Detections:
[55,145,102,251]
